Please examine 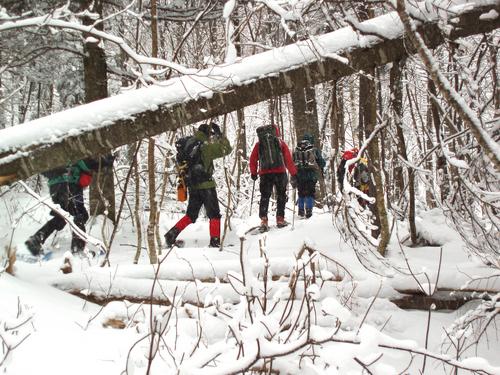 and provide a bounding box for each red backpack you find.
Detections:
[78,171,93,188]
